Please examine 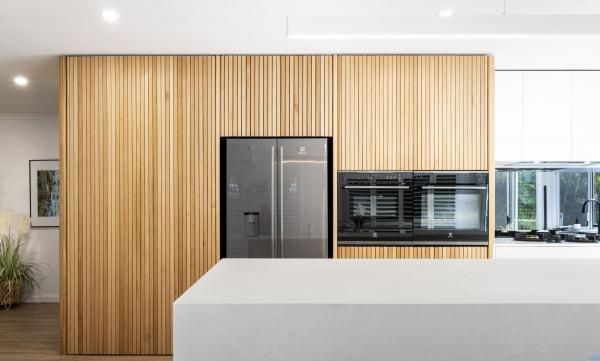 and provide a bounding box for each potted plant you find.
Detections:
[0,211,39,309]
